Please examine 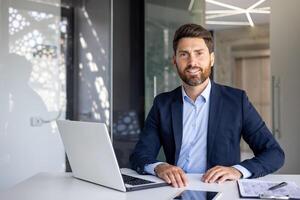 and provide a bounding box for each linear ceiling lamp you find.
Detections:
[205,0,270,27]
[206,21,250,26]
